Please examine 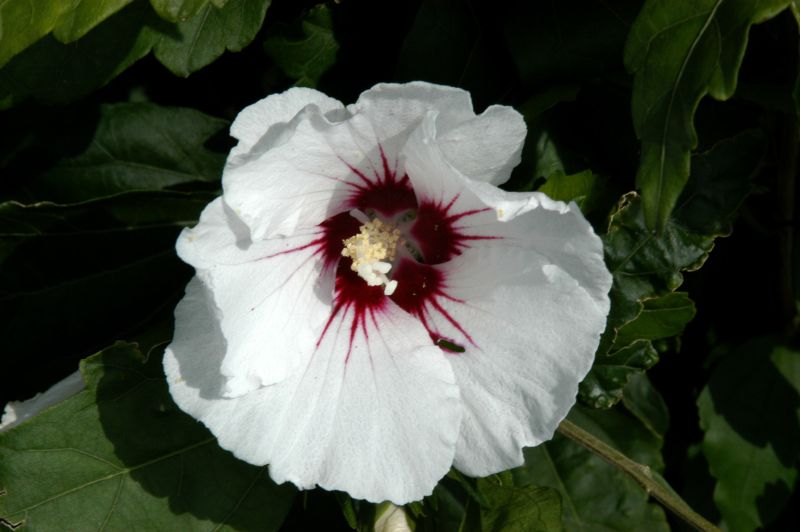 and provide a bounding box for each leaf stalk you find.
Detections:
[557,419,719,532]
